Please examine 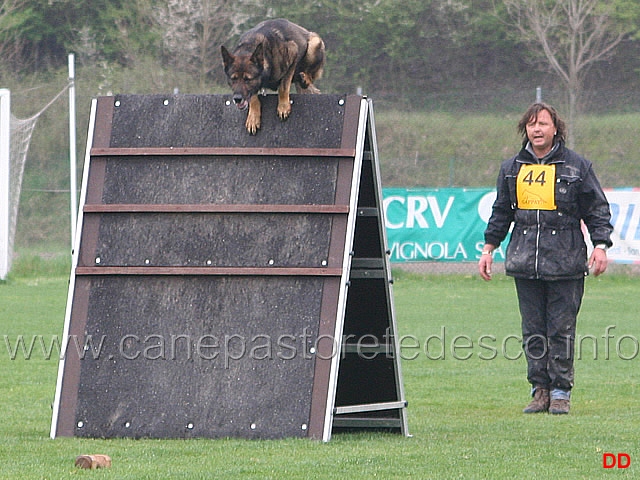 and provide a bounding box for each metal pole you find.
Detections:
[536,86,542,103]
[0,89,10,280]
[449,158,455,187]
[68,54,77,251]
